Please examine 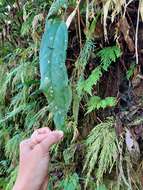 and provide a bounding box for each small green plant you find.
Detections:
[97,46,121,71]
[78,46,121,95]
[0,0,142,190]
[83,117,118,188]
